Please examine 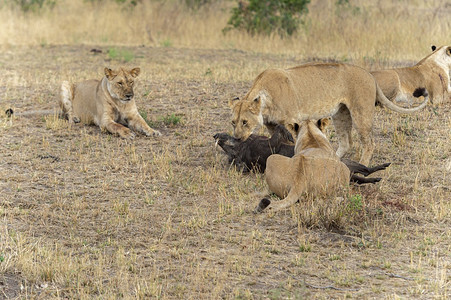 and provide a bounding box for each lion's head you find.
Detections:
[228,96,264,140]
[287,119,332,154]
[104,67,140,102]
[429,45,451,70]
